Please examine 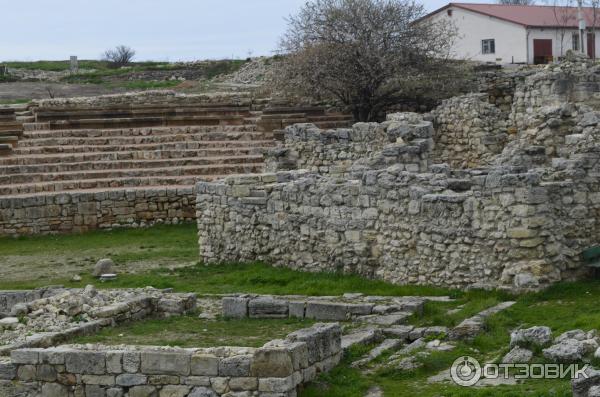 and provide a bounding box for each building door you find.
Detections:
[588,33,596,59]
[533,39,553,64]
